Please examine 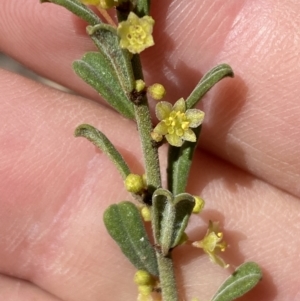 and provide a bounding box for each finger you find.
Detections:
[0,274,62,301]
[0,0,100,101]
[0,69,140,300]
[2,0,300,197]
[0,70,299,301]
